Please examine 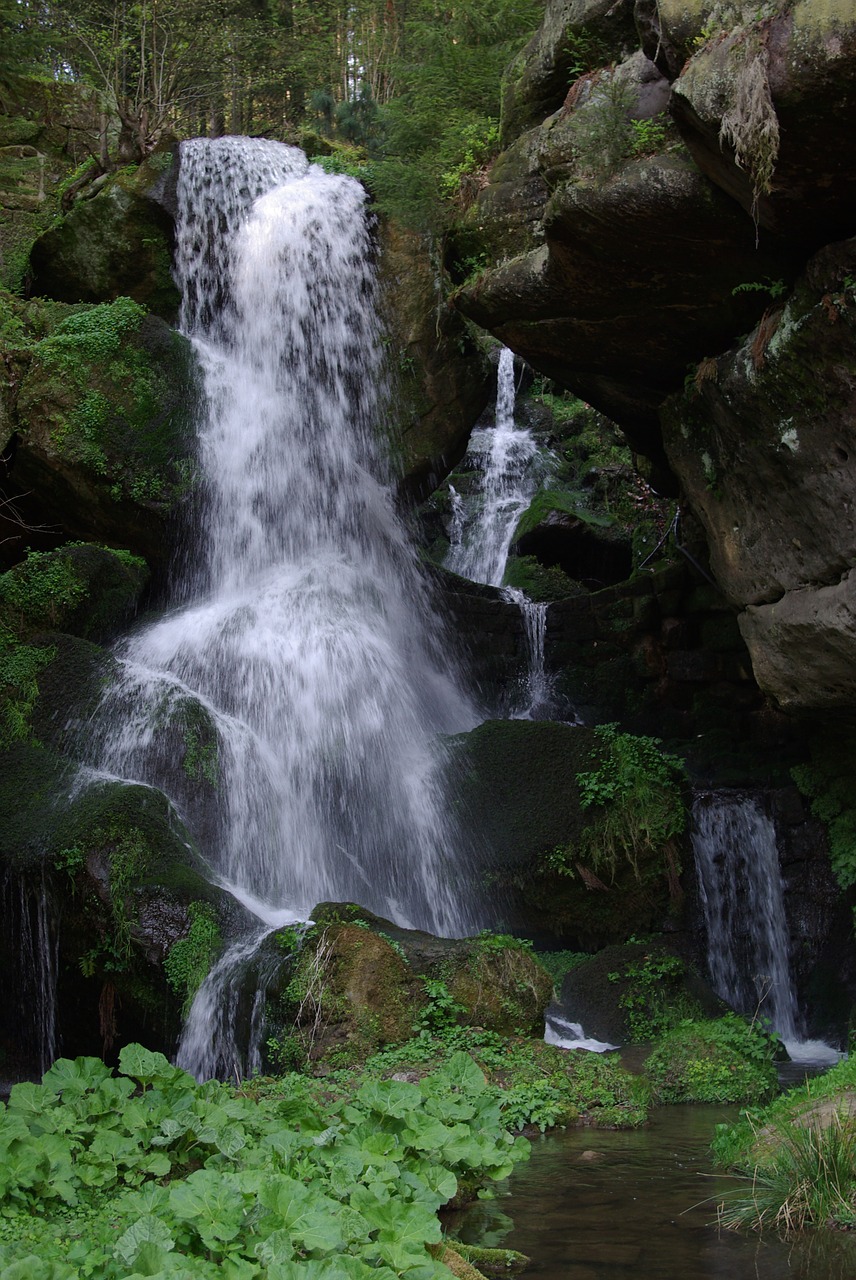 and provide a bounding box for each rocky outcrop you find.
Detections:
[453,0,856,716]
[454,48,794,469]
[28,151,181,319]
[378,221,492,498]
[1,292,197,570]
[660,237,856,710]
